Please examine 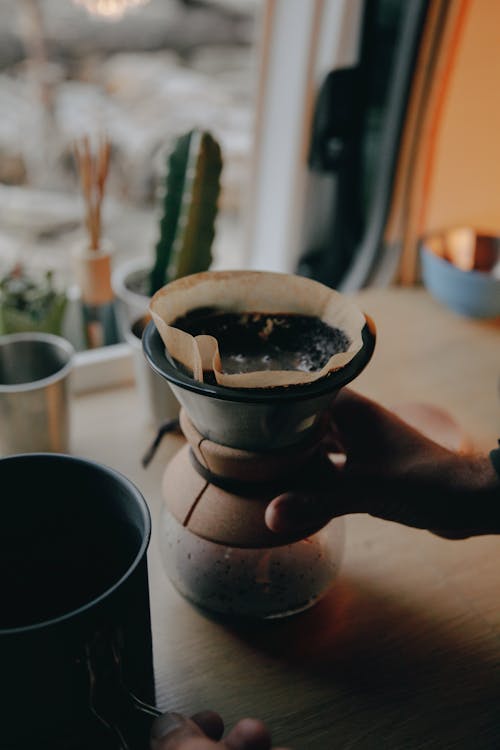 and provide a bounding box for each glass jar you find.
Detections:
[159,507,344,619]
